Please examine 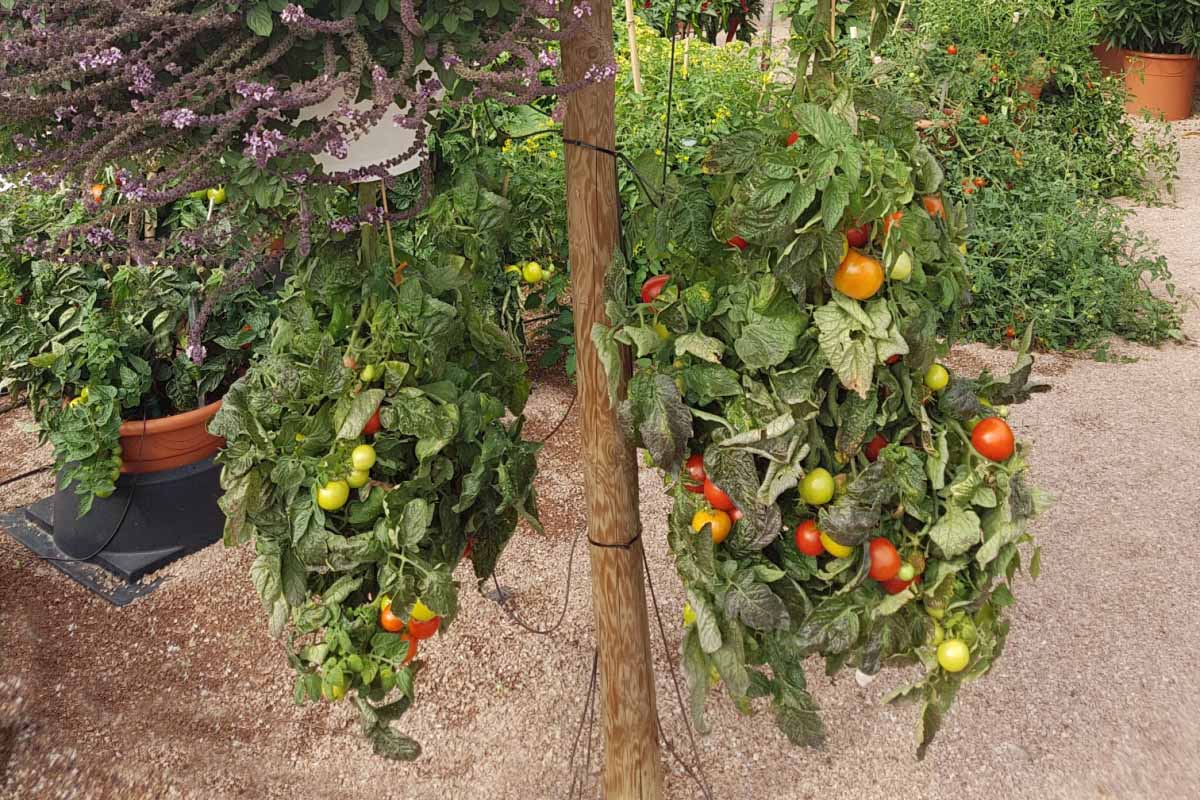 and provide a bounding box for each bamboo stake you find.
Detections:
[623,0,643,94]
[563,1,664,796]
